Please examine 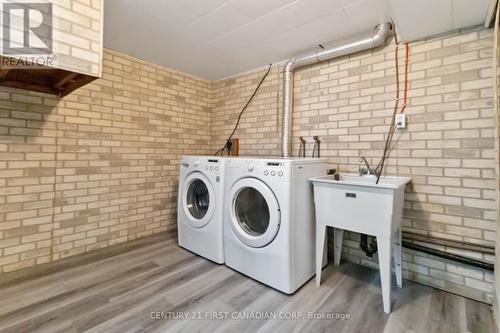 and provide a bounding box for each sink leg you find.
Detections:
[377,236,392,314]
[333,228,343,266]
[393,228,403,288]
[316,224,326,286]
